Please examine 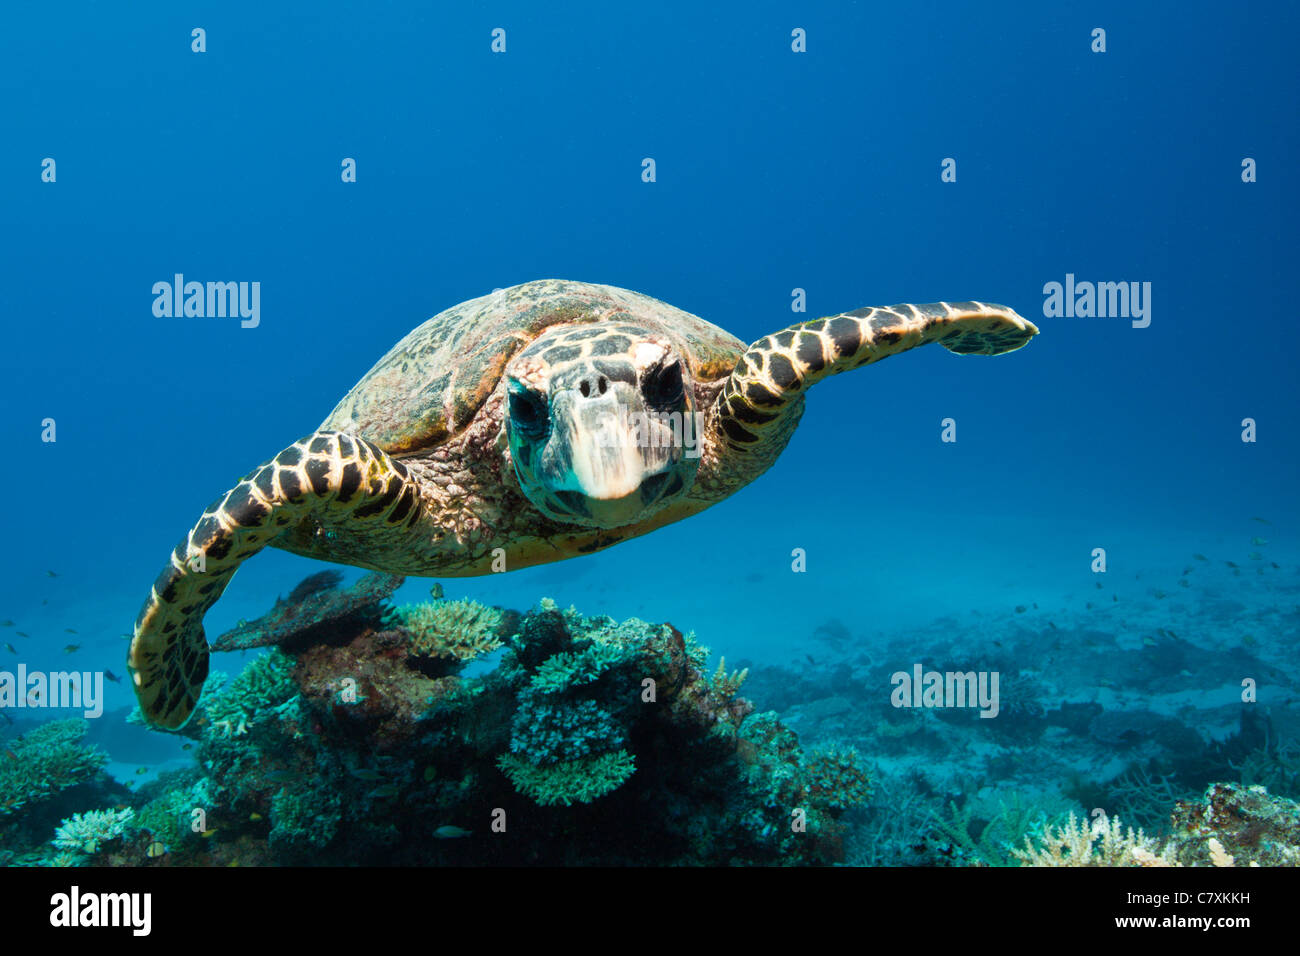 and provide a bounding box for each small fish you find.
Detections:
[135,767,149,775]
[1112,594,1118,602]
[64,628,78,635]
[1243,634,1258,647]
[1086,602,1094,609]
[120,632,133,640]
[15,632,29,639]
[226,860,240,867]
[46,570,58,578]
[182,743,193,751]
[367,784,400,799]
[249,812,264,822]
[1048,622,1057,630]
[1014,605,1026,614]
[1252,537,1268,546]
[805,654,816,665]
[1193,553,1208,561]
[1178,579,1190,588]
[1182,567,1192,576]
[1252,517,1270,524]
[103,669,121,684]
[1225,561,1239,569]
[62,644,80,654]
[423,766,437,783]
[200,828,219,838]
[1095,581,1103,589]
[1032,603,1038,609]
[1,620,12,627]
[1152,590,1167,599]
[1272,562,1280,569]
[5,749,17,761]
[1142,636,1157,647]
[429,583,445,600]
[349,768,385,782]
[146,841,167,858]
[433,825,472,839]
[3,644,15,655]
[1249,553,1263,561]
